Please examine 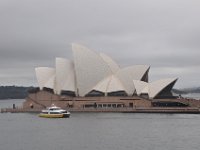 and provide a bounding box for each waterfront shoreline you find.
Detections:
[2,107,200,114]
